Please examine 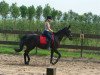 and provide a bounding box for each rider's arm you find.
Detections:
[45,22,53,32]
